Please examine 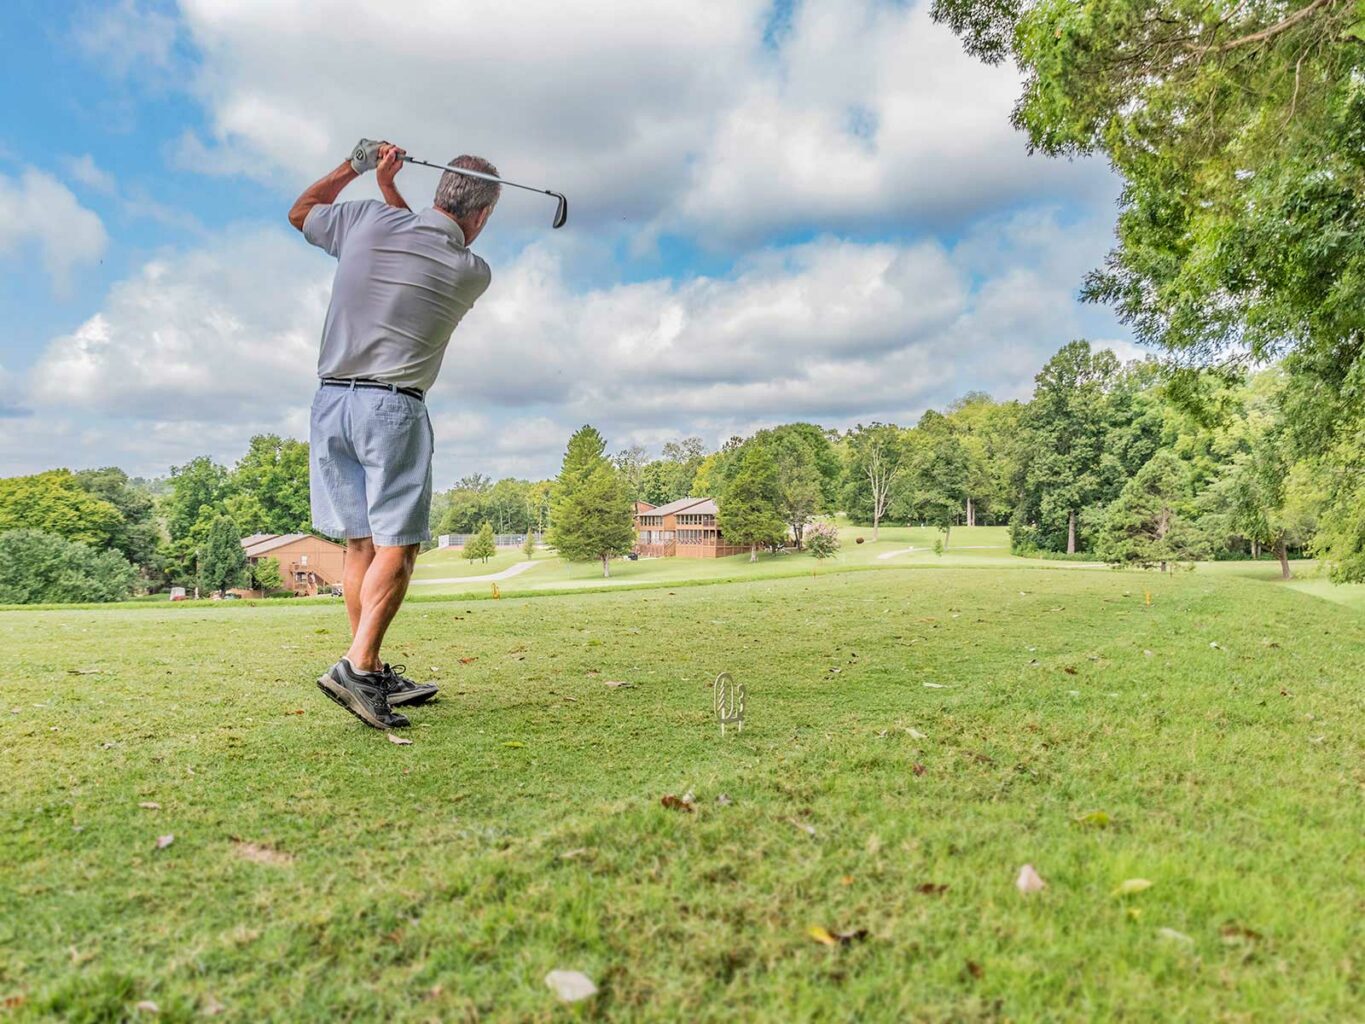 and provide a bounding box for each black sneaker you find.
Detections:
[316,659,410,730]
[382,664,440,707]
